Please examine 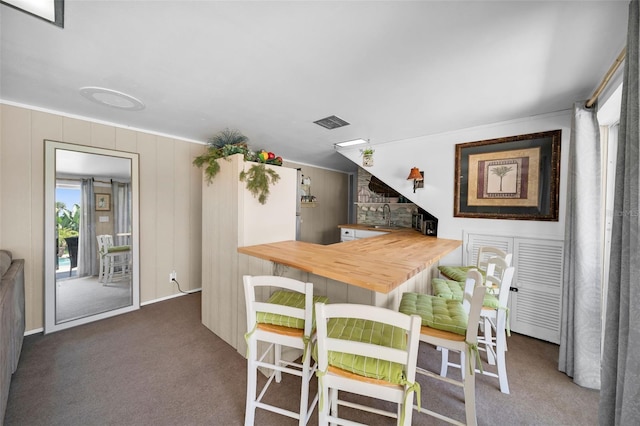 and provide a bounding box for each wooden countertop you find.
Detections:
[237,228,461,294]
